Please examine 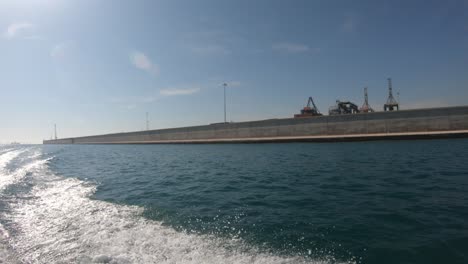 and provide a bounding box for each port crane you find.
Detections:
[294,97,323,118]
[384,78,399,111]
[360,87,374,113]
[329,100,360,115]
